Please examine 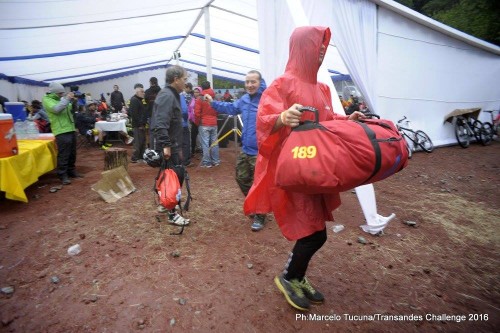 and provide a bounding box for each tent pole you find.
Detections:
[204,6,213,85]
